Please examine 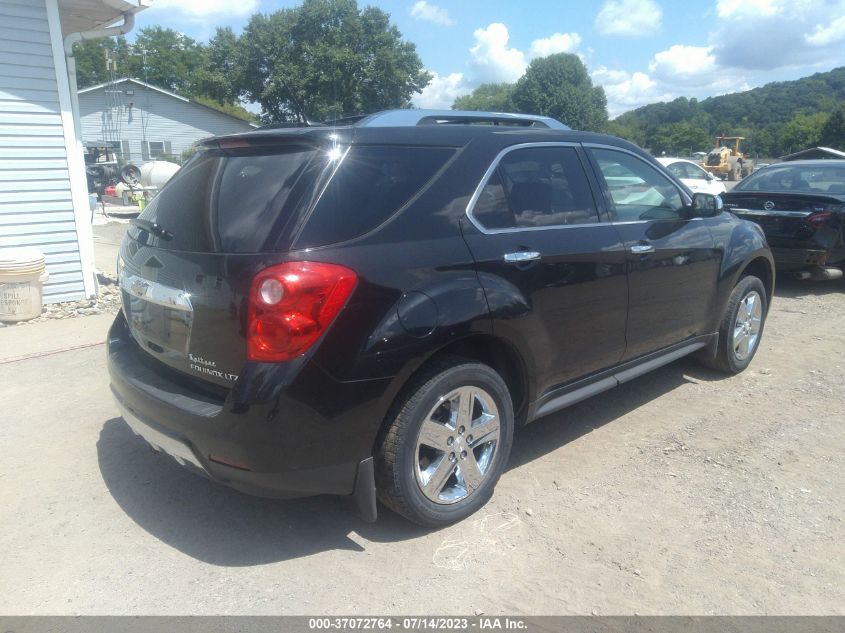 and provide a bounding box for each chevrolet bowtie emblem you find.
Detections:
[130,278,150,298]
